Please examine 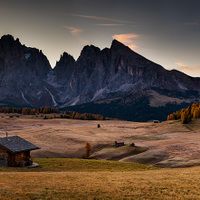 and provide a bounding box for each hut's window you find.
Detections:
[0,154,5,160]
